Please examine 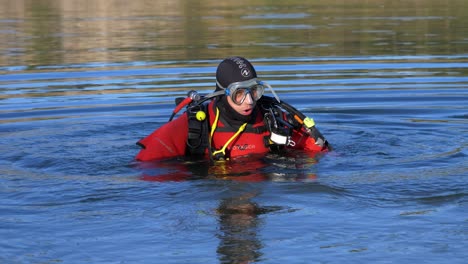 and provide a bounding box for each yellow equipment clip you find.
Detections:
[195,111,206,121]
[303,117,315,128]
